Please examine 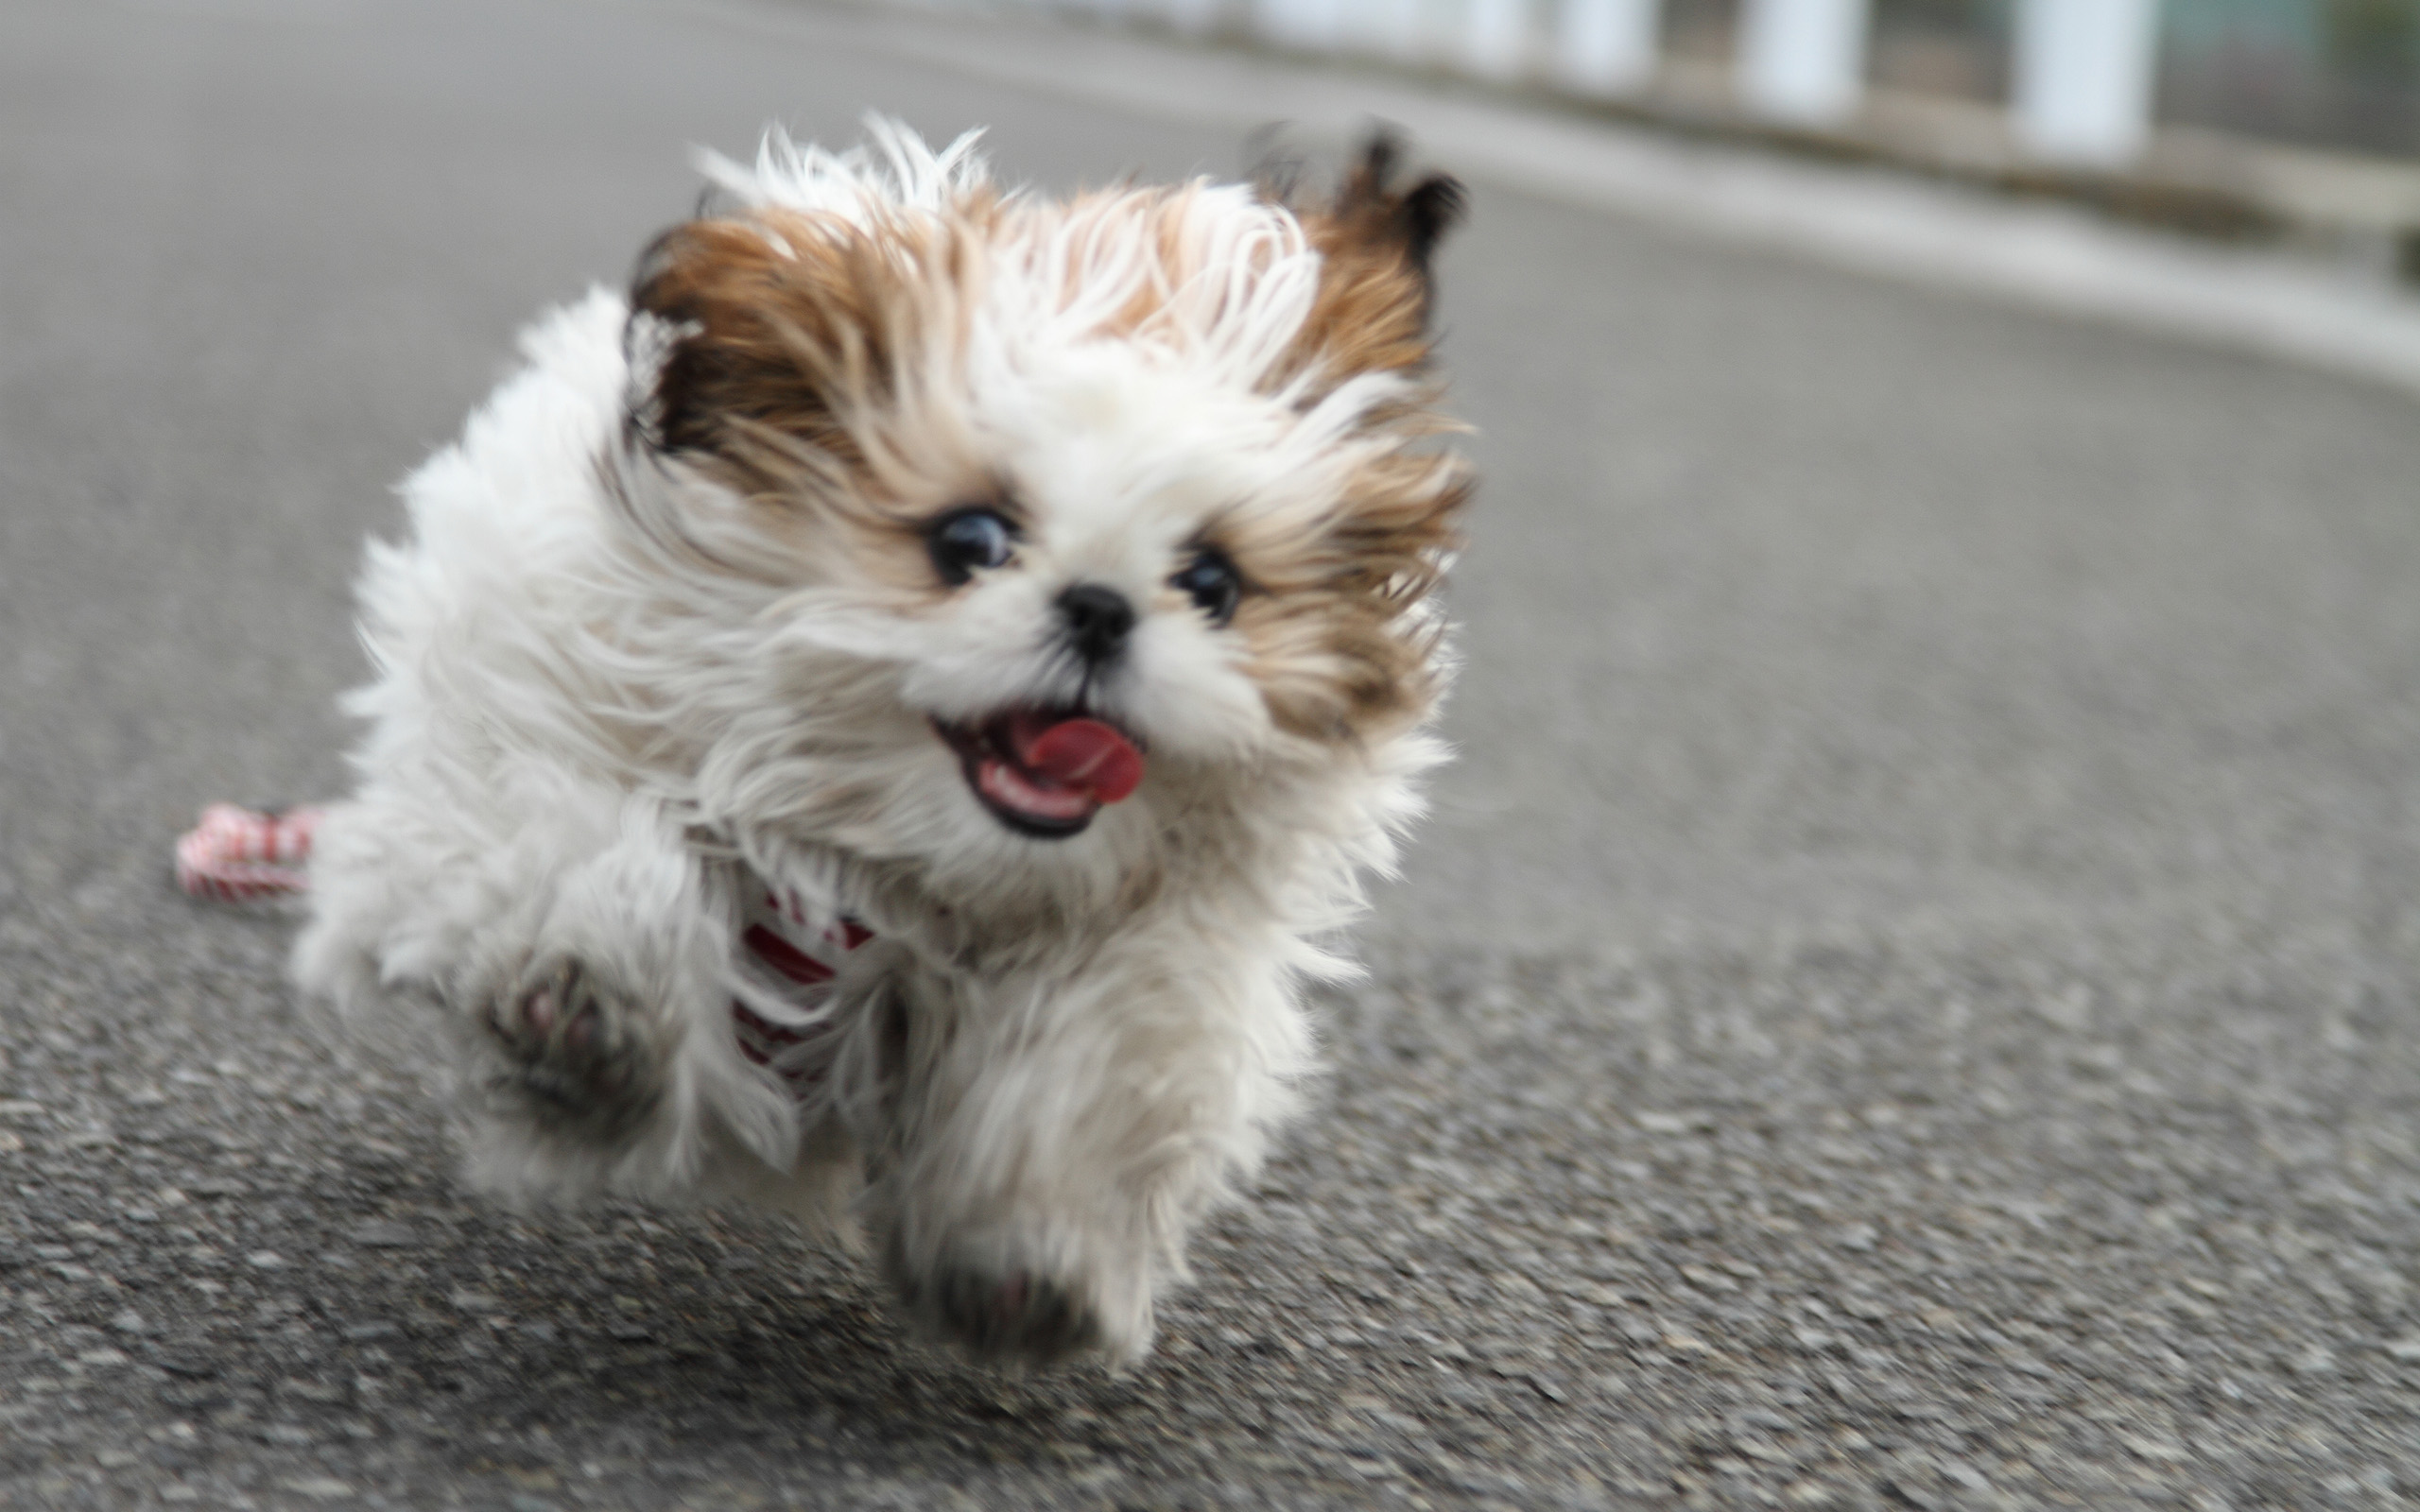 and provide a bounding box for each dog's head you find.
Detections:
[612,123,1468,909]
